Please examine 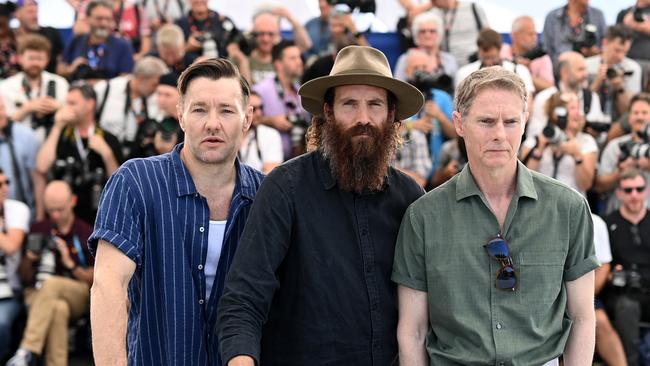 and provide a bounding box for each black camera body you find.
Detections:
[569,23,598,52]
[521,46,546,61]
[606,66,634,79]
[611,269,644,291]
[634,7,645,22]
[25,233,57,254]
